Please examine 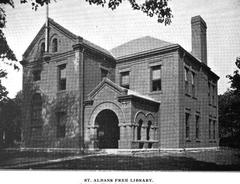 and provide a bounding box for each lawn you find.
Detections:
[1,147,240,170]
[24,154,240,170]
